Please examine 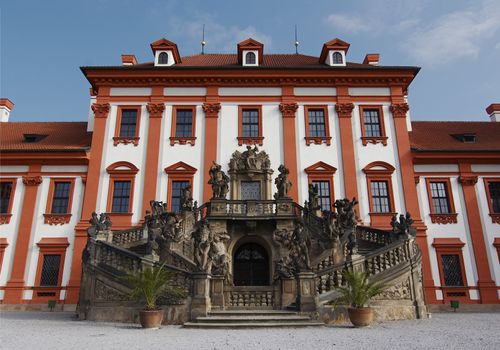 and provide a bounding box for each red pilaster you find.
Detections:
[279,87,299,202]
[202,86,220,203]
